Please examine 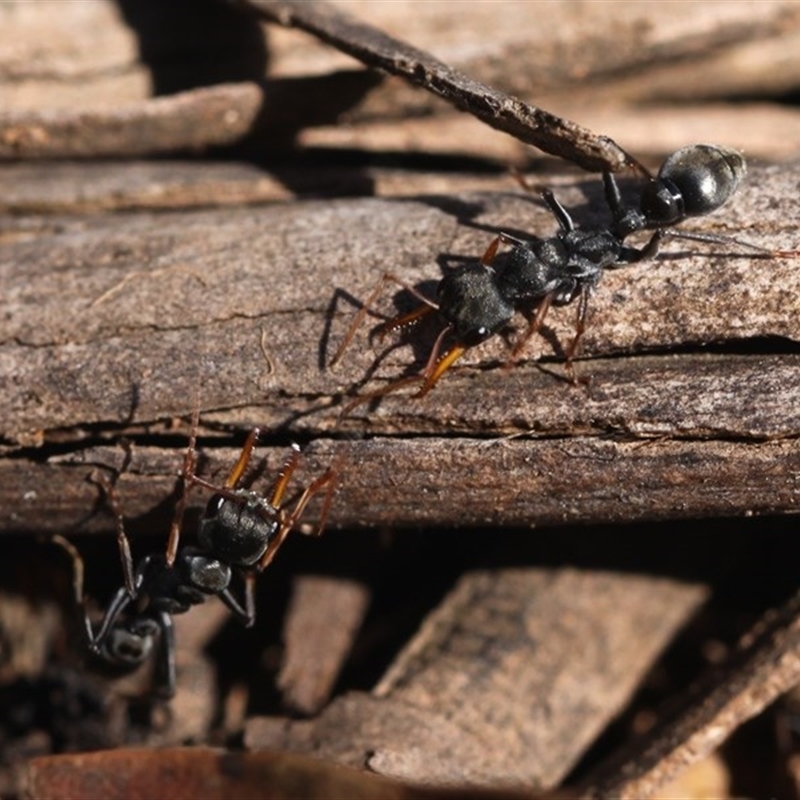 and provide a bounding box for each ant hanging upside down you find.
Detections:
[54,416,335,698]
[331,144,798,414]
